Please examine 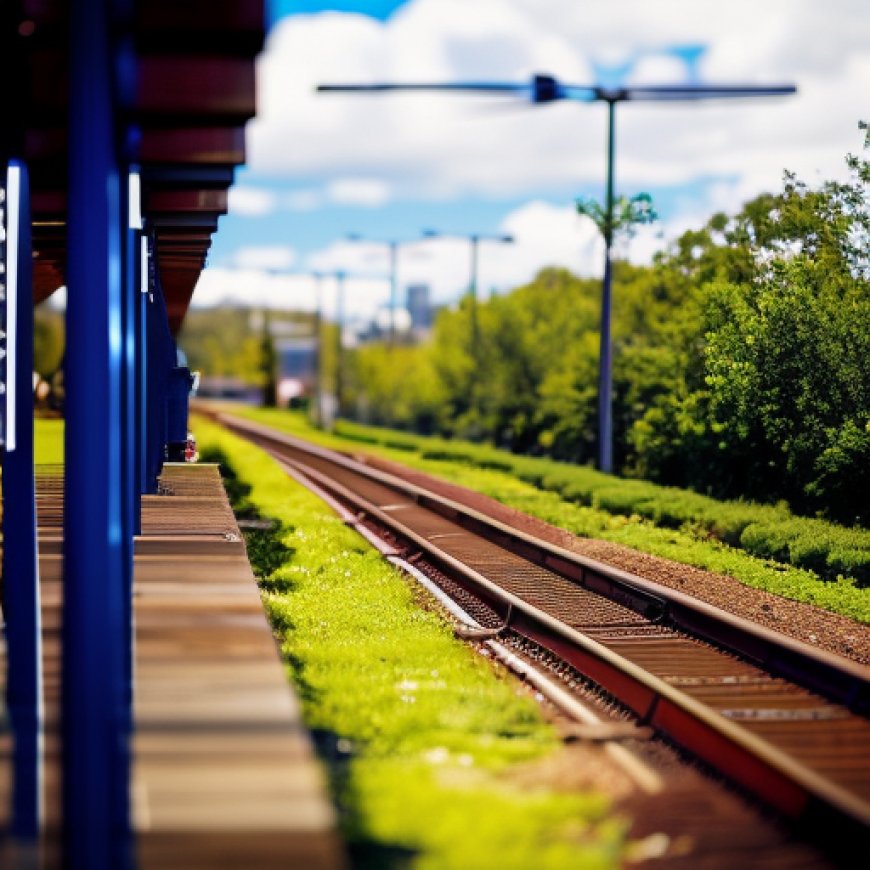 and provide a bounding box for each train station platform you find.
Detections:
[1,463,345,869]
